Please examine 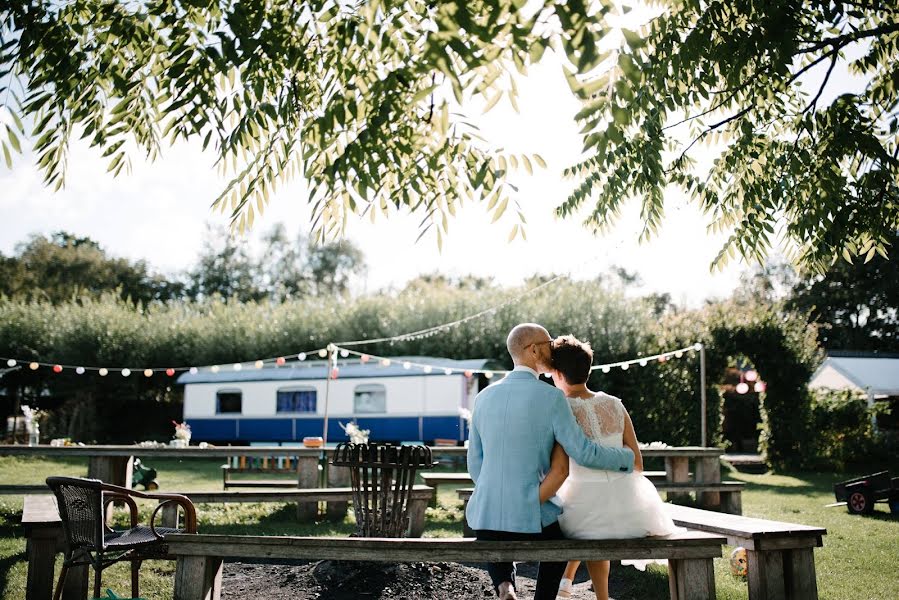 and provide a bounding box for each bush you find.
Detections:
[808,388,891,470]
